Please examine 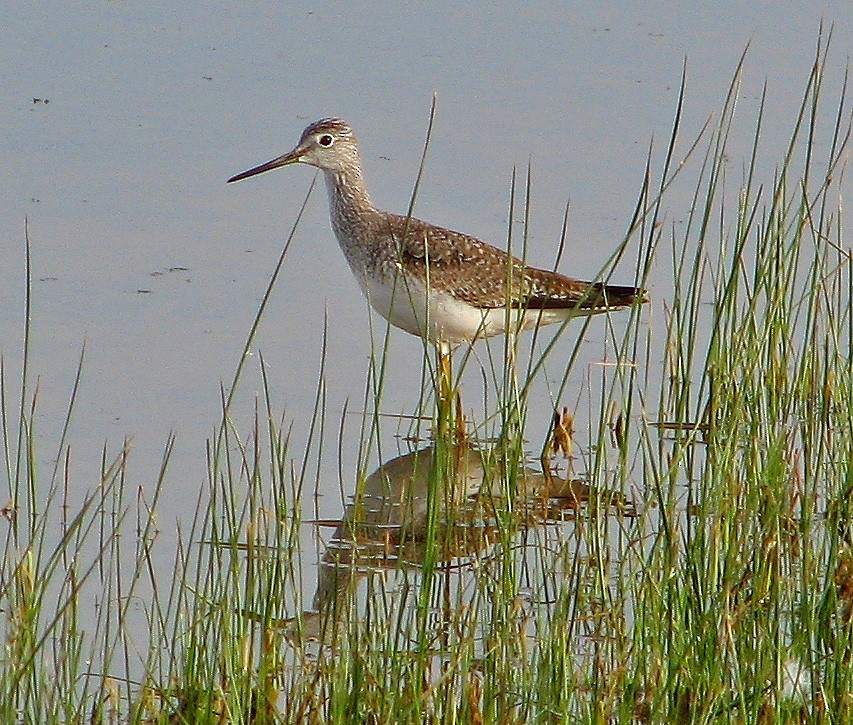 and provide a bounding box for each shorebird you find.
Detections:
[228,118,645,346]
